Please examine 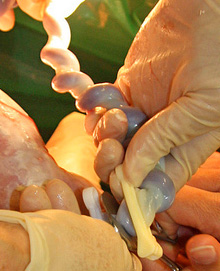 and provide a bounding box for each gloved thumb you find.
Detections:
[121,93,220,190]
